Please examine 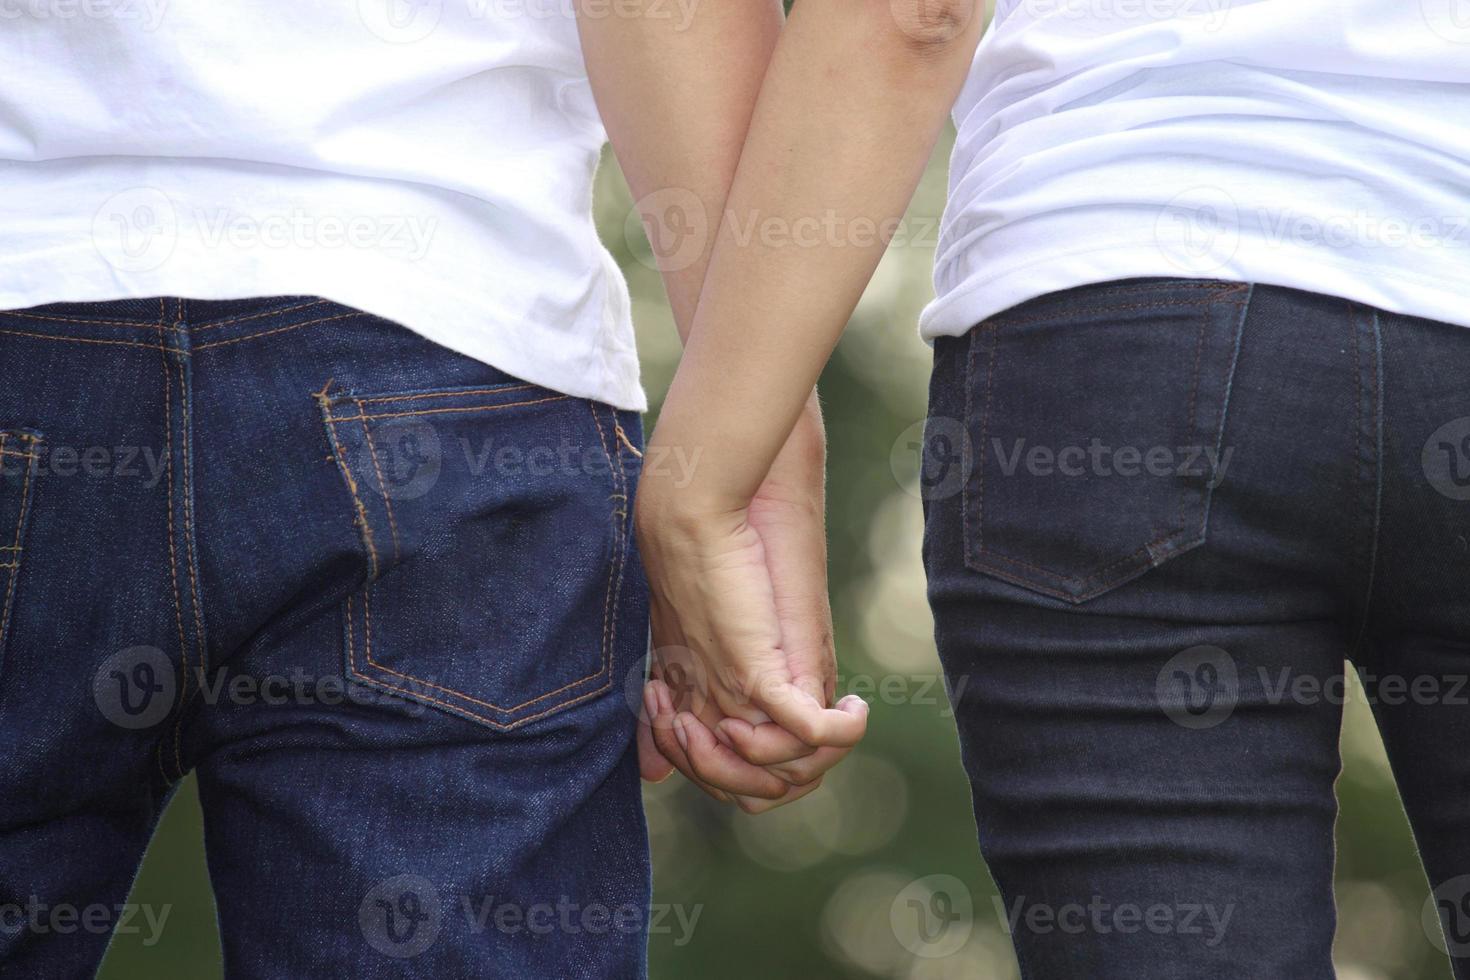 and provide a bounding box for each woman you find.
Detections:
[624,2,1470,977]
